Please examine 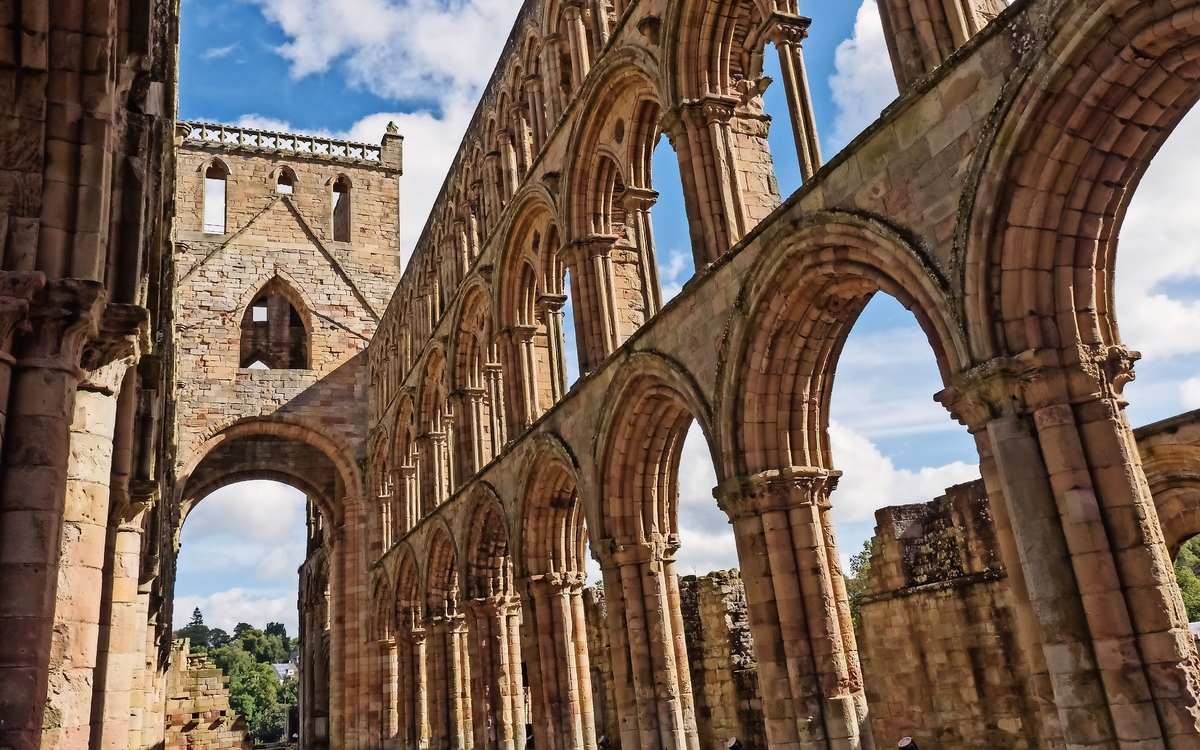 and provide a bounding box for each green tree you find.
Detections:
[1174,536,1200,622]
[229,662,287,742]
[845,539,874,627]
[174,607,211,650]
[210,641,255,678]
[233,622,255,639]
[207,628,231,647]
